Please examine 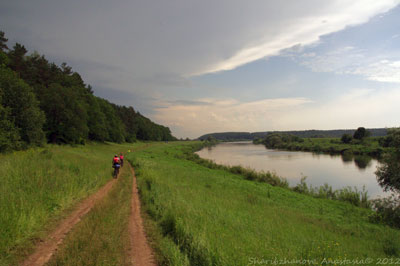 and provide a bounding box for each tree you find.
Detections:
[376,128,400,194]
[39,83,88,143]
[0,31,8,51]
[0,100,21,152]
[8,43,28,74]
[0,66,45,146]
[341,134,353,144]
[353,127,369,140]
